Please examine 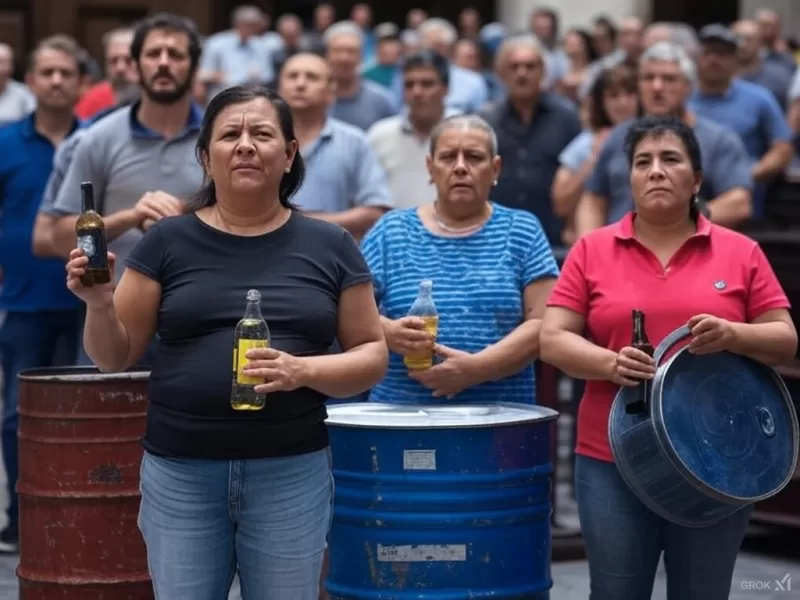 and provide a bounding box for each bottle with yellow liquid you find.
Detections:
[231,289,271,410]
[403,280,439,370]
